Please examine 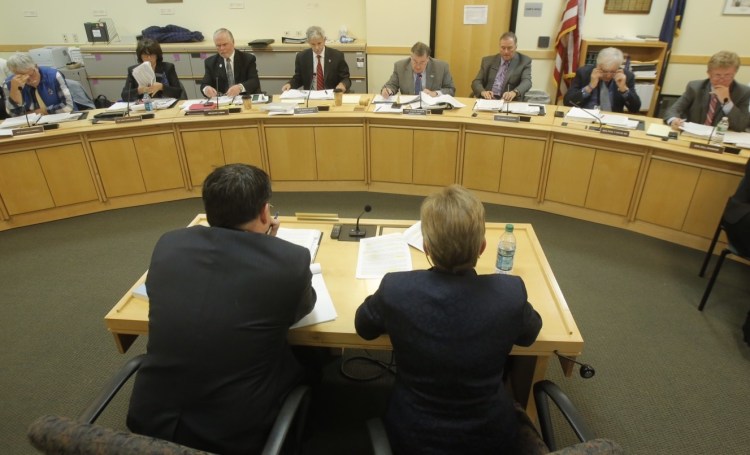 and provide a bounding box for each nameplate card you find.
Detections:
[184,110,207,116]
[294,107,319,115]
[600,127,630,137]
[227,107,241,113]
[115,116,142,124]
[494,114,519,123]
[403,109,428,116]
[11,125,45,136]
[140,113,155,120]
[689,142,723,154]
[204,110,229,116]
